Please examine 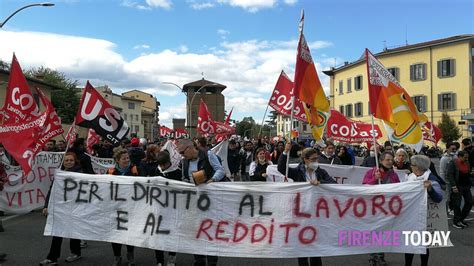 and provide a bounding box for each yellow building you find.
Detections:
[323,34,474,144]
